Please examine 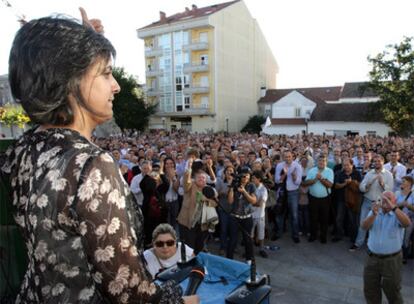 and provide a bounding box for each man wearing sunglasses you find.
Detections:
[144,223,194,279]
